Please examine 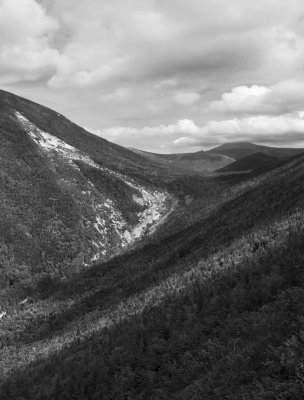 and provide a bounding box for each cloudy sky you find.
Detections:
[1,0,304,152]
